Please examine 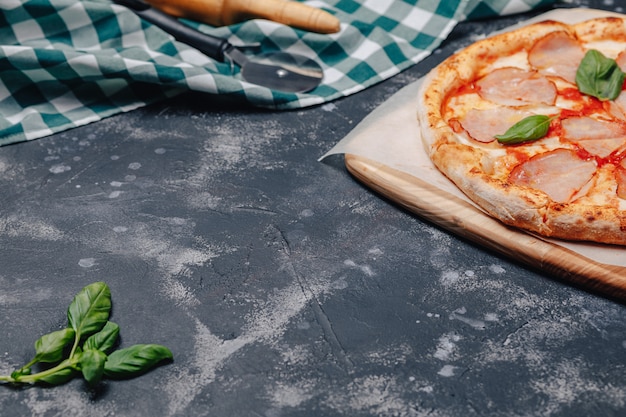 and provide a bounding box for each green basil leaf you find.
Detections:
[104,344,173,379]
[33,328,76,363]
[37,366,77,386]
[83,321,120,354]
[79,349,107,386]
[67,282,111,340]
[576,49,625,101]
[495,115,552,144]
